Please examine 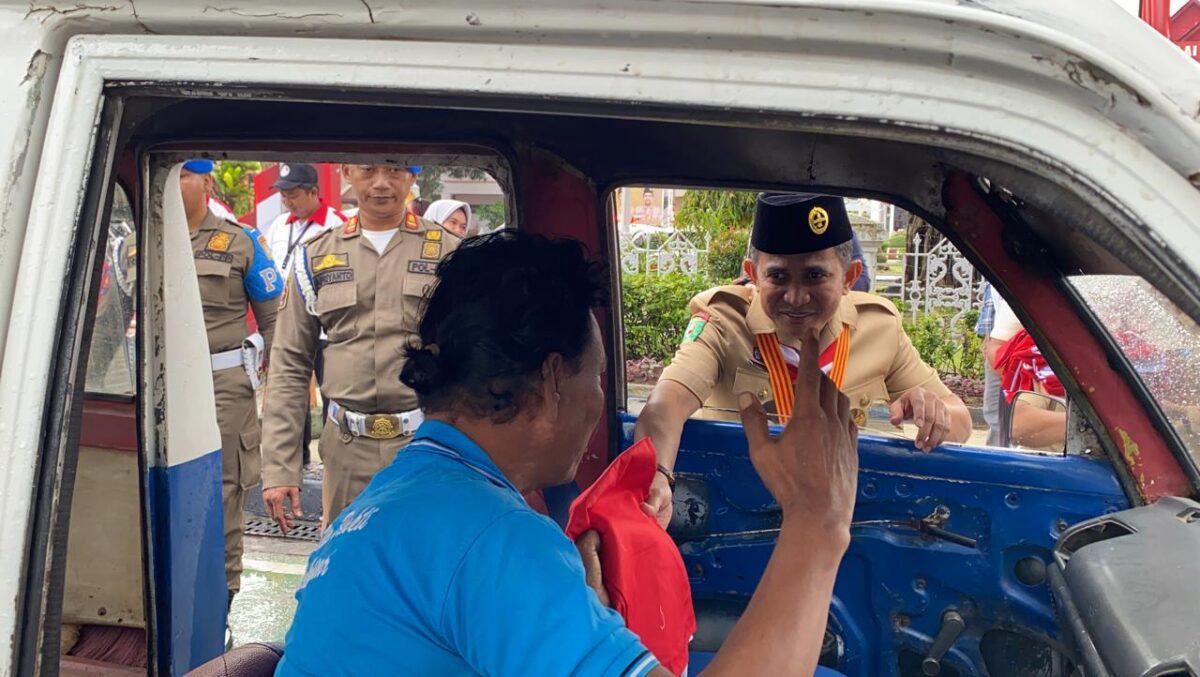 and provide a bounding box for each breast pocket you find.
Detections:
[733,367,773,407]
[316,279,358,341]
[401,274,434,331]
[194,257,234,307]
